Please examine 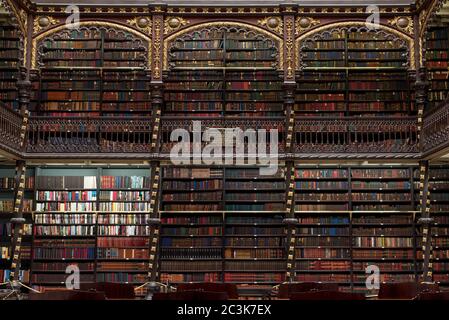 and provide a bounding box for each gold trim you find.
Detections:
[285,16,295,80]
[388,16,414,36]
[127,17,152,36]
[295,21,415,70]
[33,16,60,34]
[163,21,283,71]
[164,17,189,35]
[153,17,163,79]
[419,0,448,66]
[419,0,441,37]
[31,21,151,69]
[4,0,26,34]
[296,17,321,36]
[258,16,283,35]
